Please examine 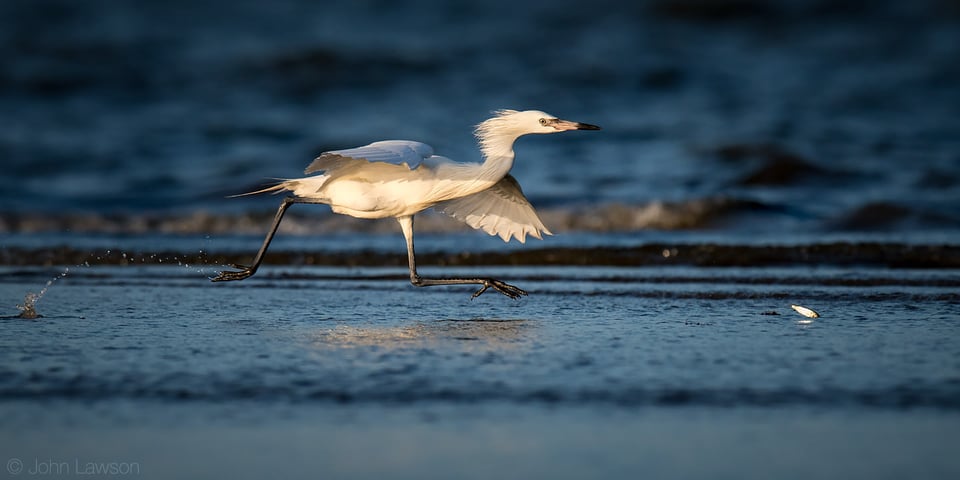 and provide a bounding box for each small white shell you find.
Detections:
[790,304,820,318]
